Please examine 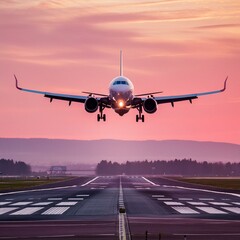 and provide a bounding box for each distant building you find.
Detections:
[49,166,67,175]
